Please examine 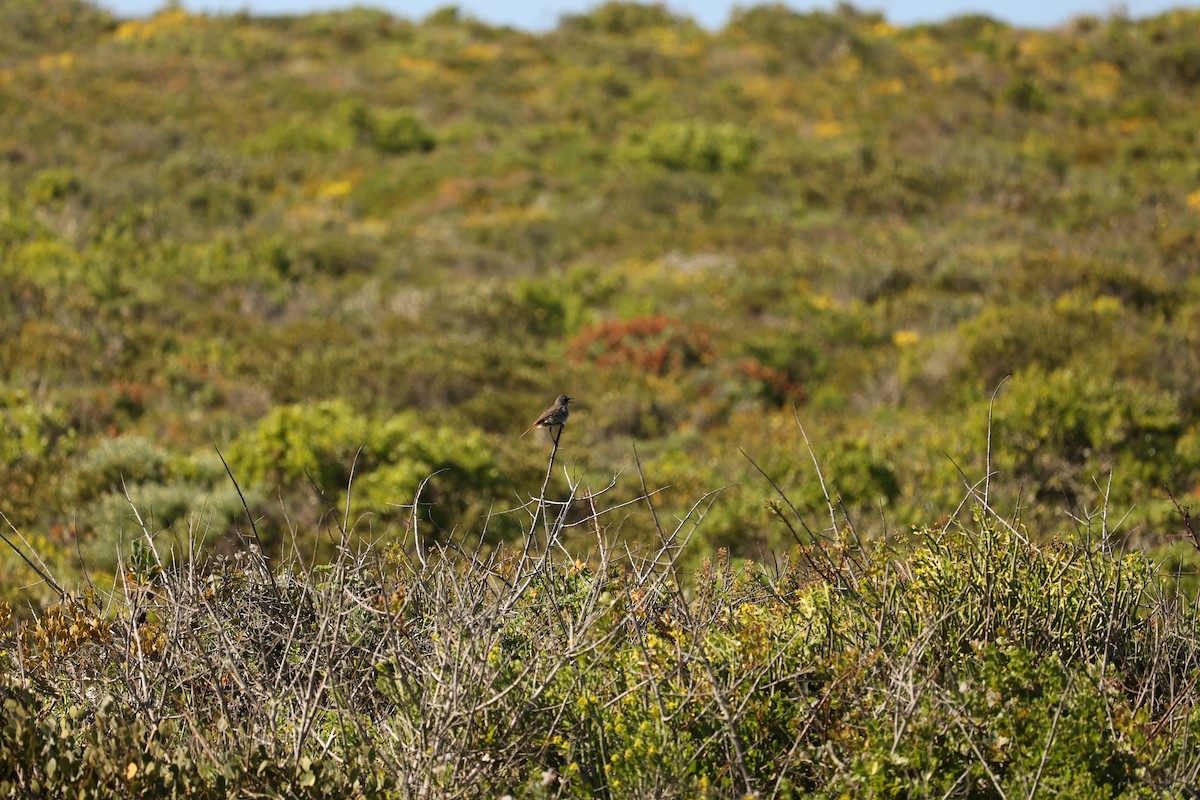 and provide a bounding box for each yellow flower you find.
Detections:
[1072,62,1121,102]
[872,78,905,97]
[317,180,353,199]
[929,65,956,83]
[459,43,500,61]
[37,52,74,71]
[115,9,195,41]
[813,119,843,139]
